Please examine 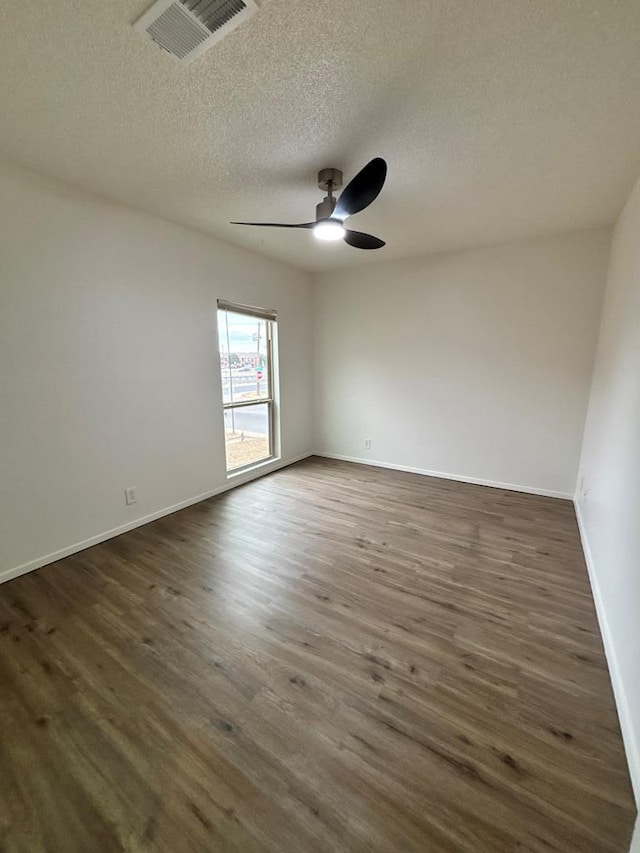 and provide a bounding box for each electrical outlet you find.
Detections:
[364,439,372,450]
[124,487,137,506]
